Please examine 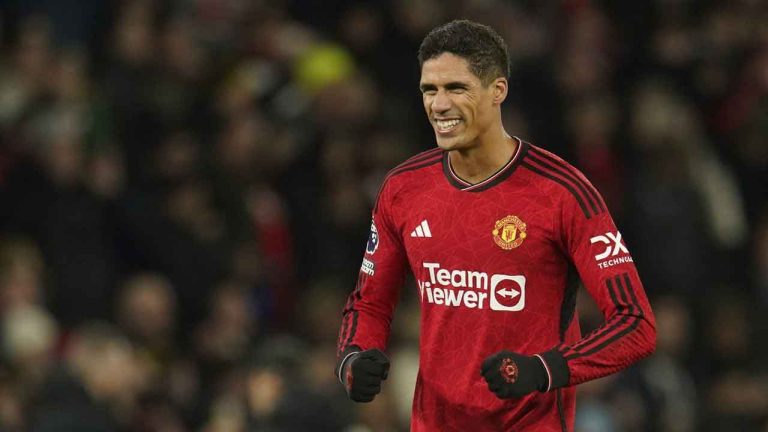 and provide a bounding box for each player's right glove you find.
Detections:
[336,348,390,402]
